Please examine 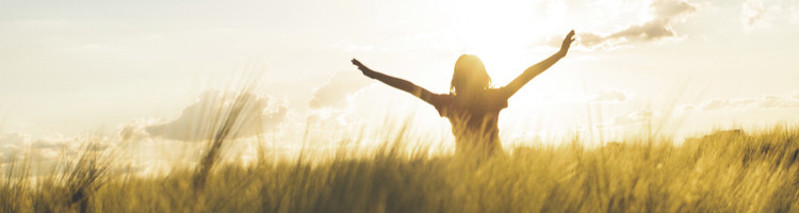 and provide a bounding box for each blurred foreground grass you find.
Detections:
[2,126,799,212]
